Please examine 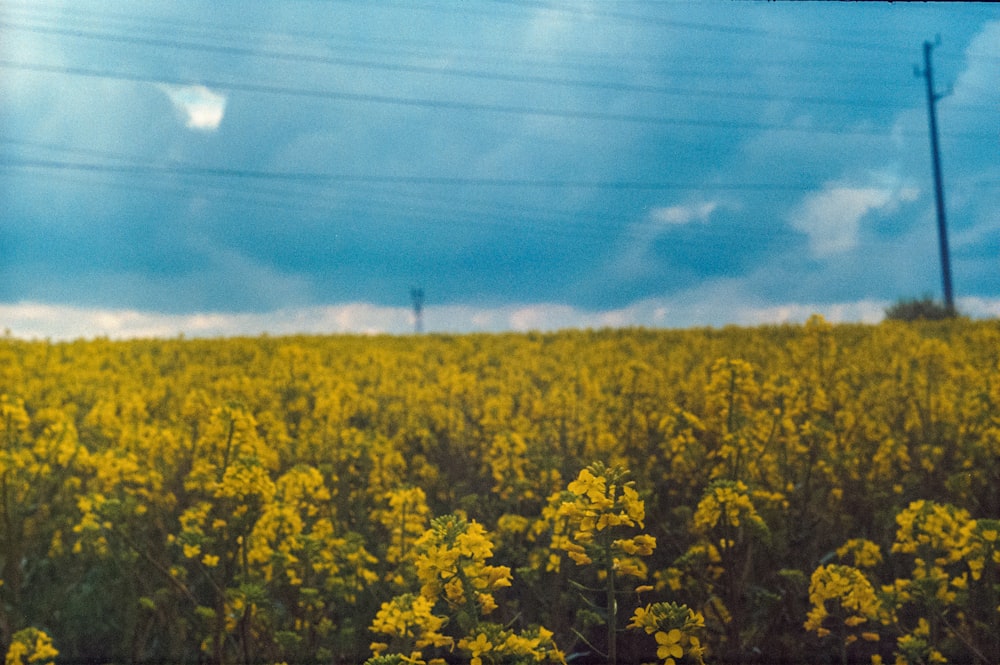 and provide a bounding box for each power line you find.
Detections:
[0,19,921,112]
[11,1,988,85]
[0,156,825,191]
[7,0,925,53]
[2,58,991,141]
[0,143,824,248]
[487,0,937,55]
[0,164,817,253]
